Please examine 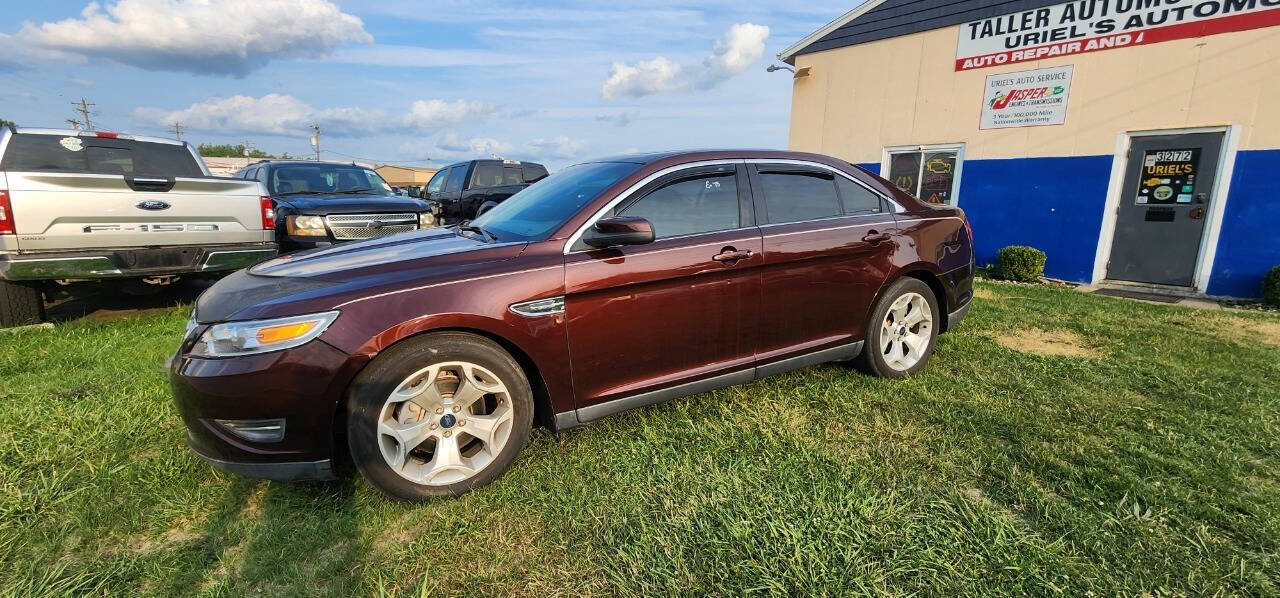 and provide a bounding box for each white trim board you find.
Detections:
[1089,124,1241,293]
[779,0,888,63]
